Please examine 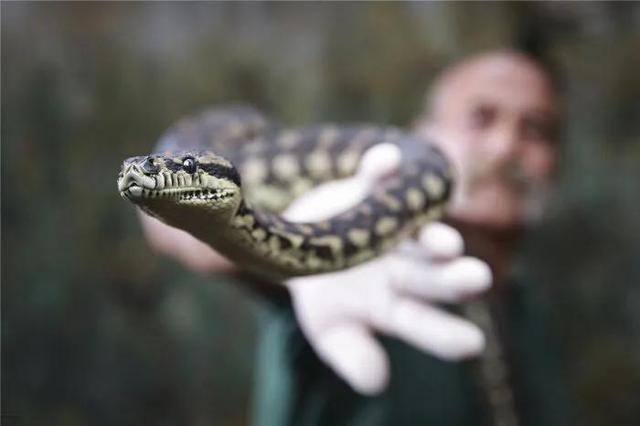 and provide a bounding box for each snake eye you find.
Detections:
[182,157,197,173]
